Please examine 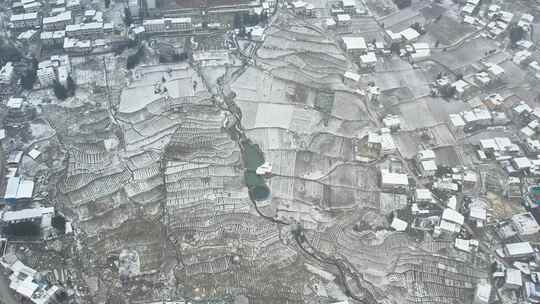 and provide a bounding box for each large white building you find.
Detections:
[380,169,409,189]
[66,22,104,37]
[23,1,42,13]
[2,207,55,227]
[43,10,73,31]
[473,282,492,304]
[341,36,367,58]
[63,37,92,53]
[40,30,66,48]
[504,241,535,258]
[3,177,34,204]
[37,55,71,87]
[9,12,40,30]
[504,268,522,289]
[66,0,81,12]
[143,17,192,33]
